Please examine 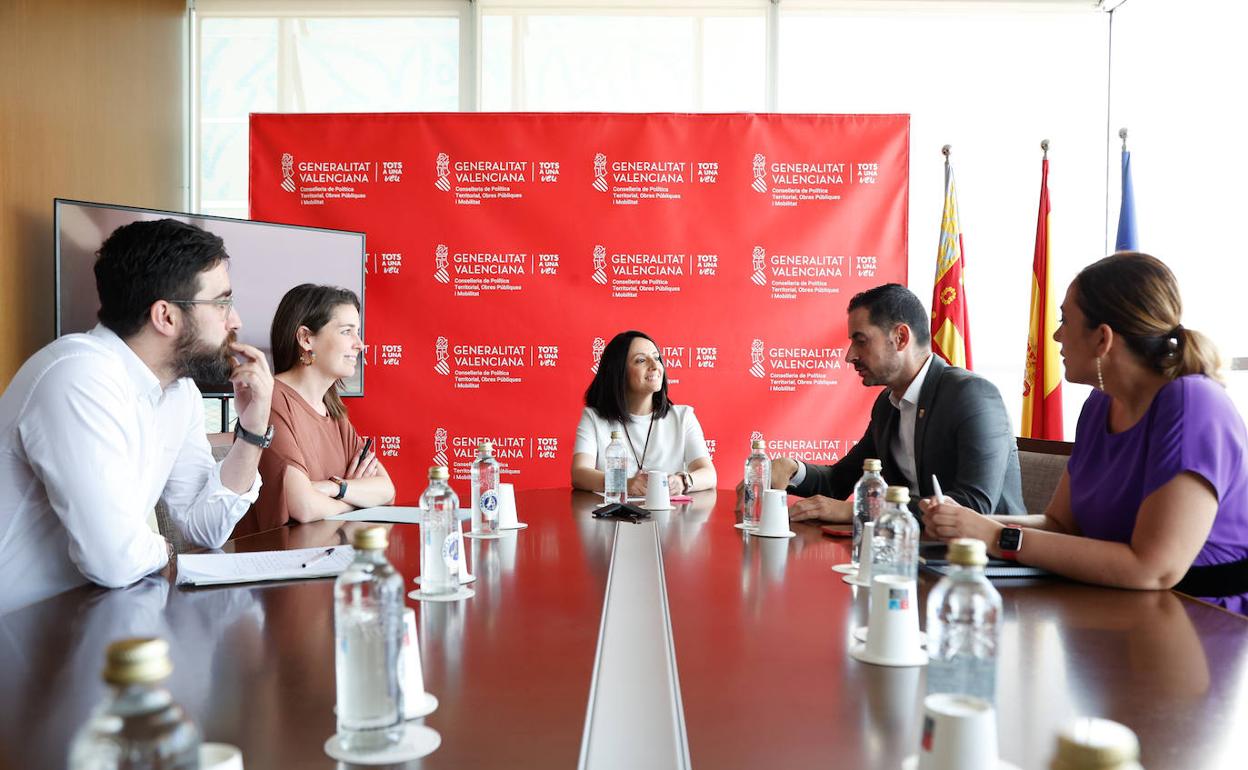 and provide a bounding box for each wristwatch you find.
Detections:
[333,479,348,500]
[234,421,275,449]
[997,525,1023,560]
[678,471,694,493]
